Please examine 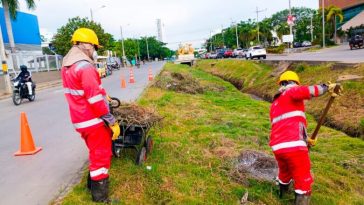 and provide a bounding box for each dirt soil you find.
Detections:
[153,71,204,94]
[230,150,277,185]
